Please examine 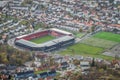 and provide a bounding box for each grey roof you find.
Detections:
[53,36,74,43]
[10,7,29,10]
[0,1,7,7]
[15,39,37,47]
[80,61,90,65]
[51,28,72,35]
